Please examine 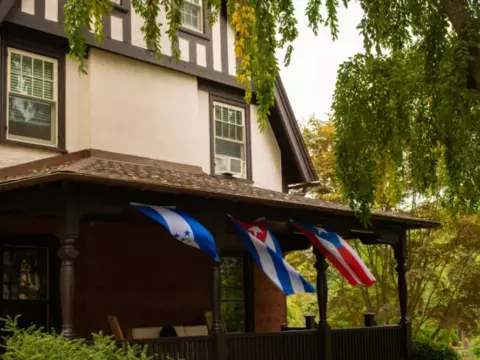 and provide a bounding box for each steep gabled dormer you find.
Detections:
[0,0,317,192]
